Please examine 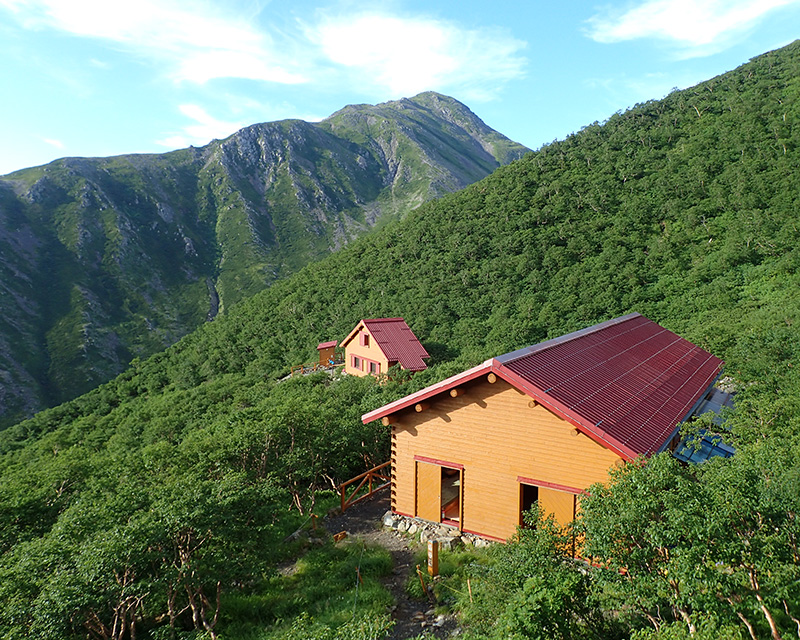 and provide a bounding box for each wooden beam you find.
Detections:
[450,387,465,398]
[487,373,497,384]
[528,400,538,409]
[415,402,430,413]
[381,415,394,427]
